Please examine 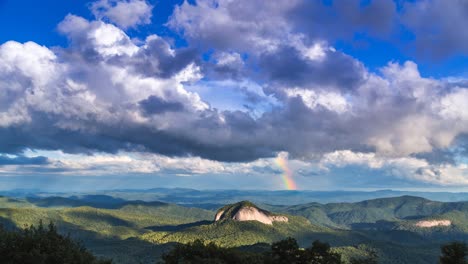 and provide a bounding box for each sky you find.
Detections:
[1,0,468,191]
